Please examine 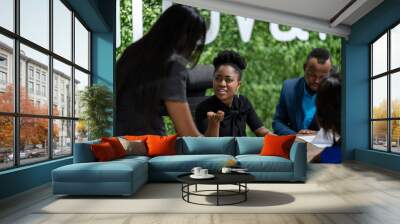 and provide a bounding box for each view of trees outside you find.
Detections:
[371,30,400,153]
[0,85,62,168]
[117,0,342,136]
